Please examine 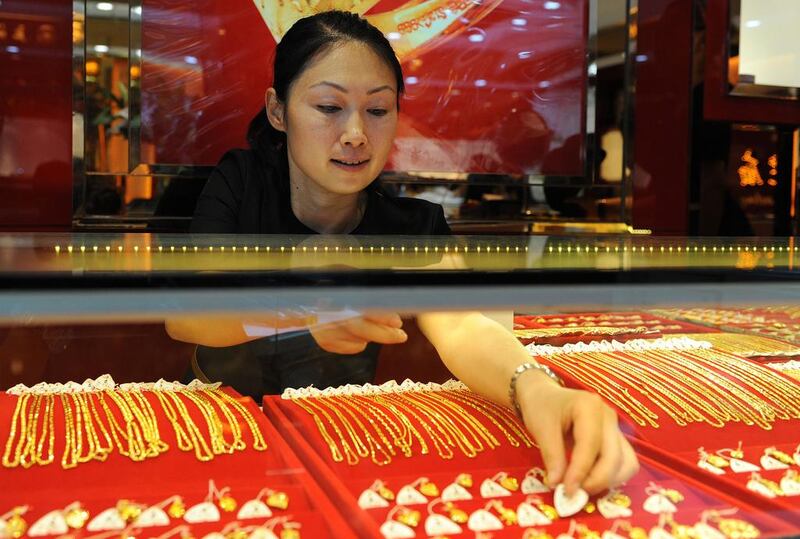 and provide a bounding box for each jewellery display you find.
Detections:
[423,499,463,535]
[521,467,550,494]
[28,502,89,537]
[746,473,785,498]
[553,484,589,518]
[765,360,800,383]
[282,380,533,465]
[2,376,268,470]
[642,482,683,514]
[441,474,473,502]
